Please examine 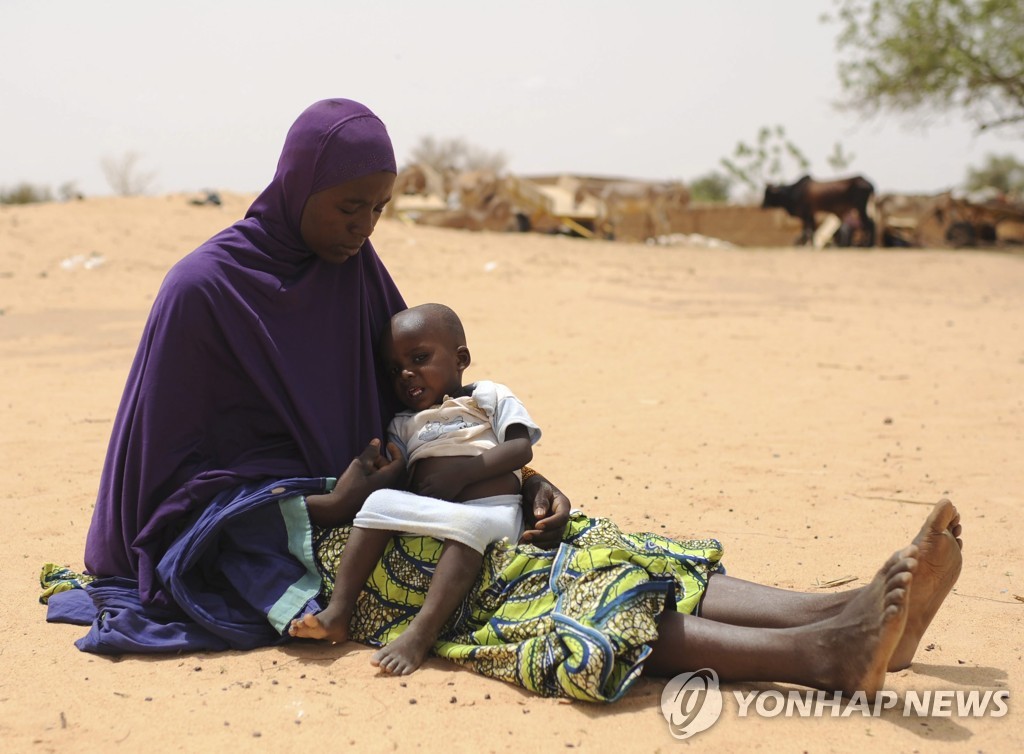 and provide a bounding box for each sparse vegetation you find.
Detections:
[964,153,1024,198]
[826,142,856,173]
[719,126,863,201]
[408,136,507,175]
[0,182,54,205]
[721,125,811,198]
[688,171,734,203]
[58,181,84,201]
[101,151,157,196]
